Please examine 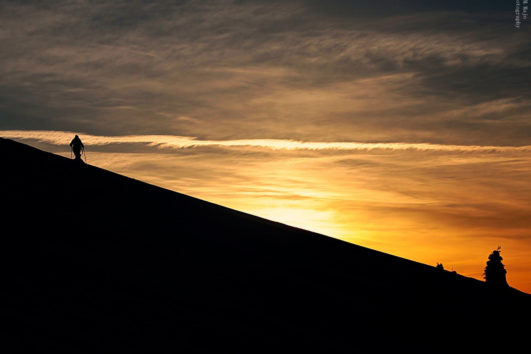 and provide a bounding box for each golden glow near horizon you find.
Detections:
[1,0,530,299]
[4,131,531,294]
